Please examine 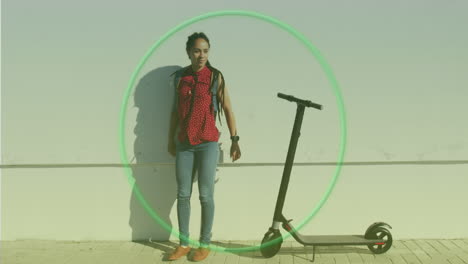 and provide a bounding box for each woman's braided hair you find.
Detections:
[186,32,226,126]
